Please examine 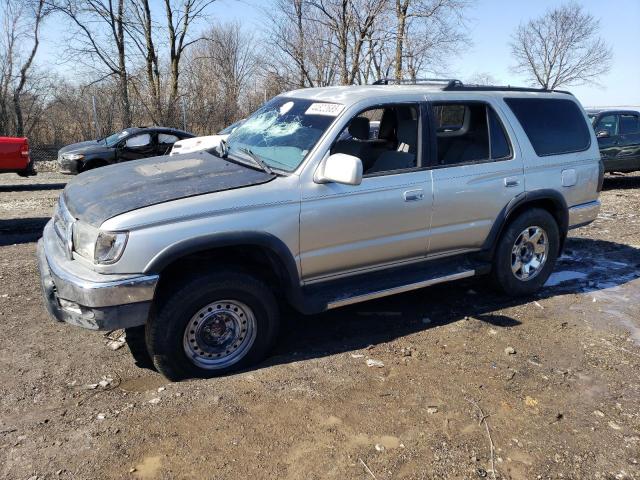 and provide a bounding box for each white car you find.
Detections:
[169,120,244,156]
